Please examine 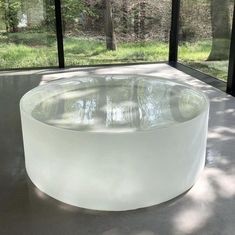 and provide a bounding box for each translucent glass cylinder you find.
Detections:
[20,75,209,211]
